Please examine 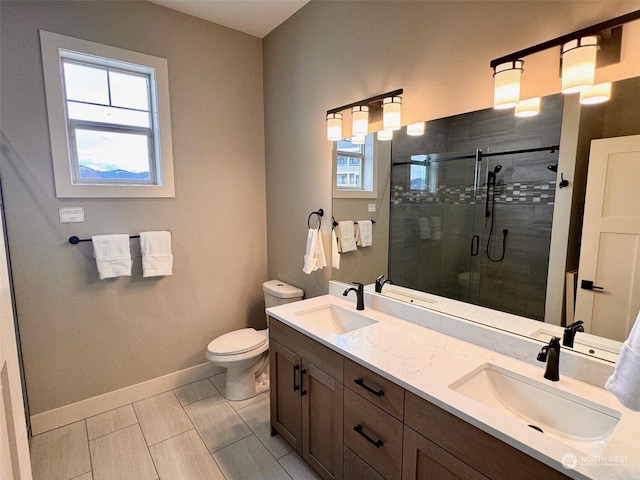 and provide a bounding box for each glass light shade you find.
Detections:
[383,96,402,130]
[351,134,366,145]
[561,36,598,94]
[493,60,524,110]
[514,97,541,117]
[326,113,343,141]
[377,129,393,141]
[351,106,369,137]
[407,122,425,136]
[580,82,611,105]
